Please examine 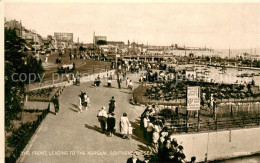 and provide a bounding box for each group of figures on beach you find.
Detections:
[96,96,133,139]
